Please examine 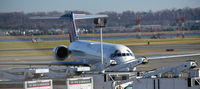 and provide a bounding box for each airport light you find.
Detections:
[176,18,180,37]
[94,18,101,25]
[135,17,141,39]
[94,18,107,72]
[94,18,107,28]
[175,17,185,38]
[180,17,185,38]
